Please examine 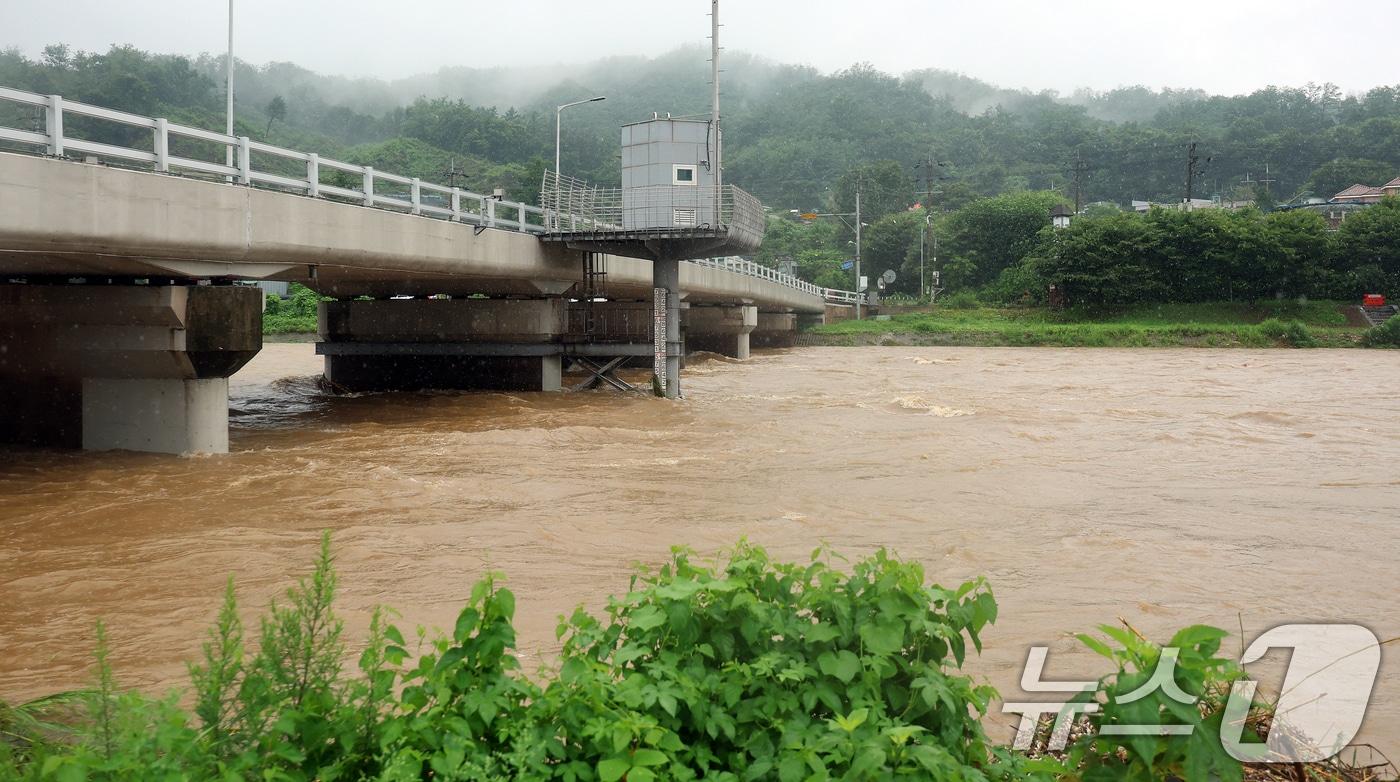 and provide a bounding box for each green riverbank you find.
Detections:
[806,301,1397,349]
